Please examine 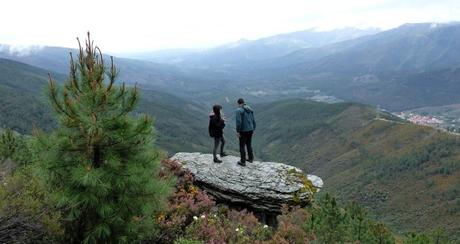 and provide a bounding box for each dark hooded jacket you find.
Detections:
[235,105,256,132]
[209,113,225,138]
